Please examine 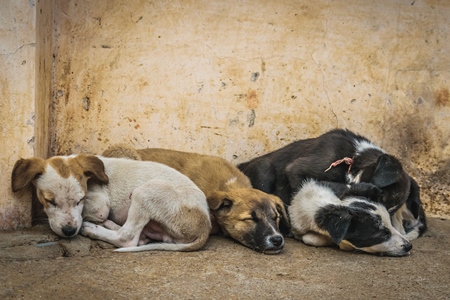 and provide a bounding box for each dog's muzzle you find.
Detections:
[61,225,78,237]
[270,235,284,247]
[262,234,284,254]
